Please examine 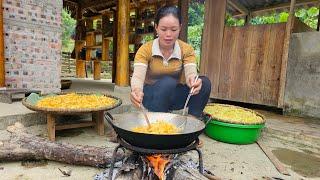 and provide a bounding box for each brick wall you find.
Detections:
[3,0,62,93]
